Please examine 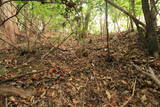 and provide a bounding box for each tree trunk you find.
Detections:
[105,0,111,58]
[80,5,91,38]
[129,0,135,31]
[0,0,20,44]
[105,0,159,57]
[142,0,159,57]
[100,15,103,37]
